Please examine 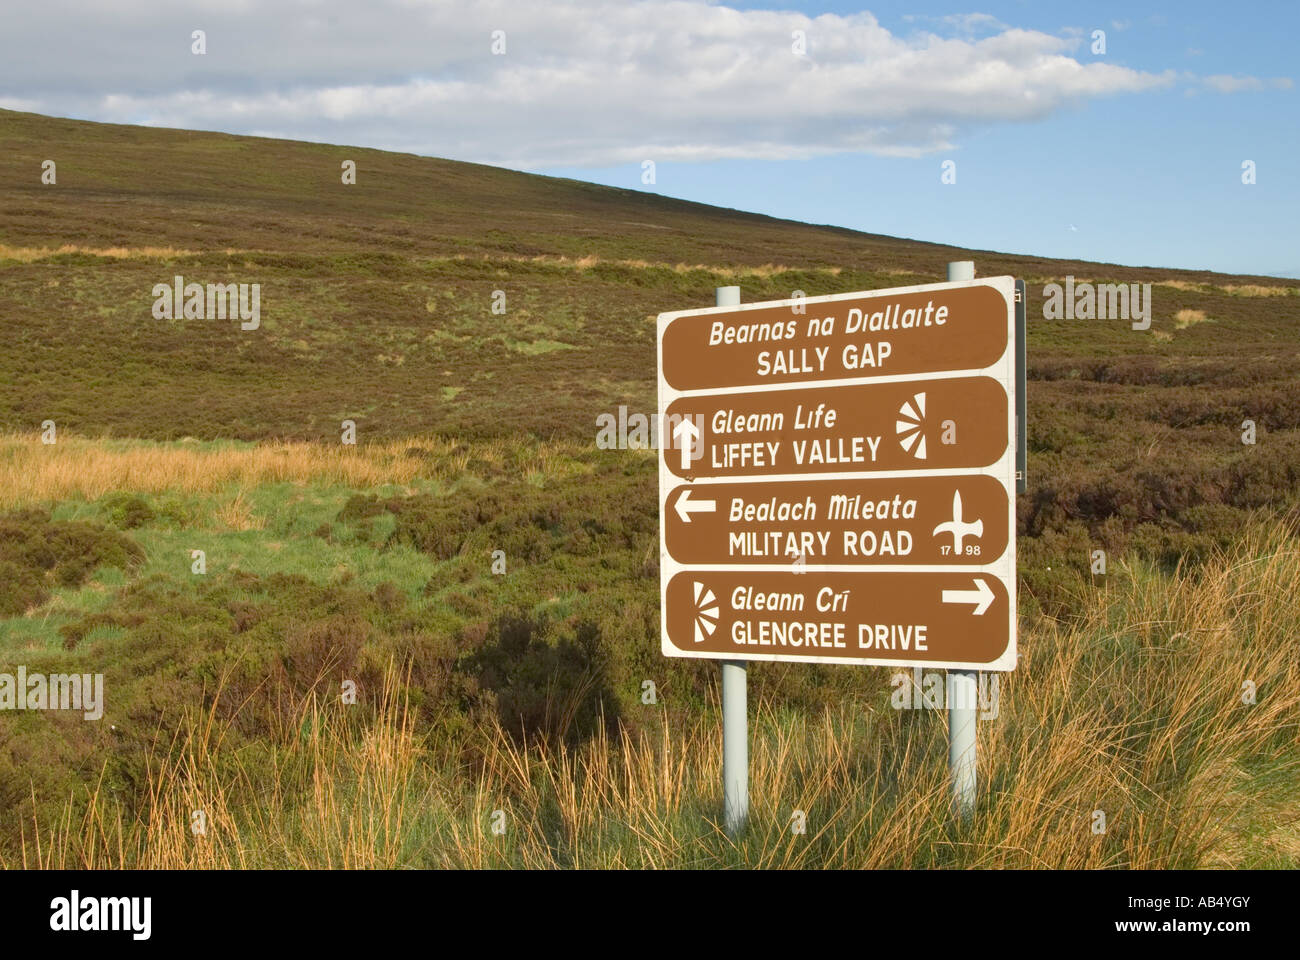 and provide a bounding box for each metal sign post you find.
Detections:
[715,285,749,836]
[1015,278,1027,495]
[945,260,977,823]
